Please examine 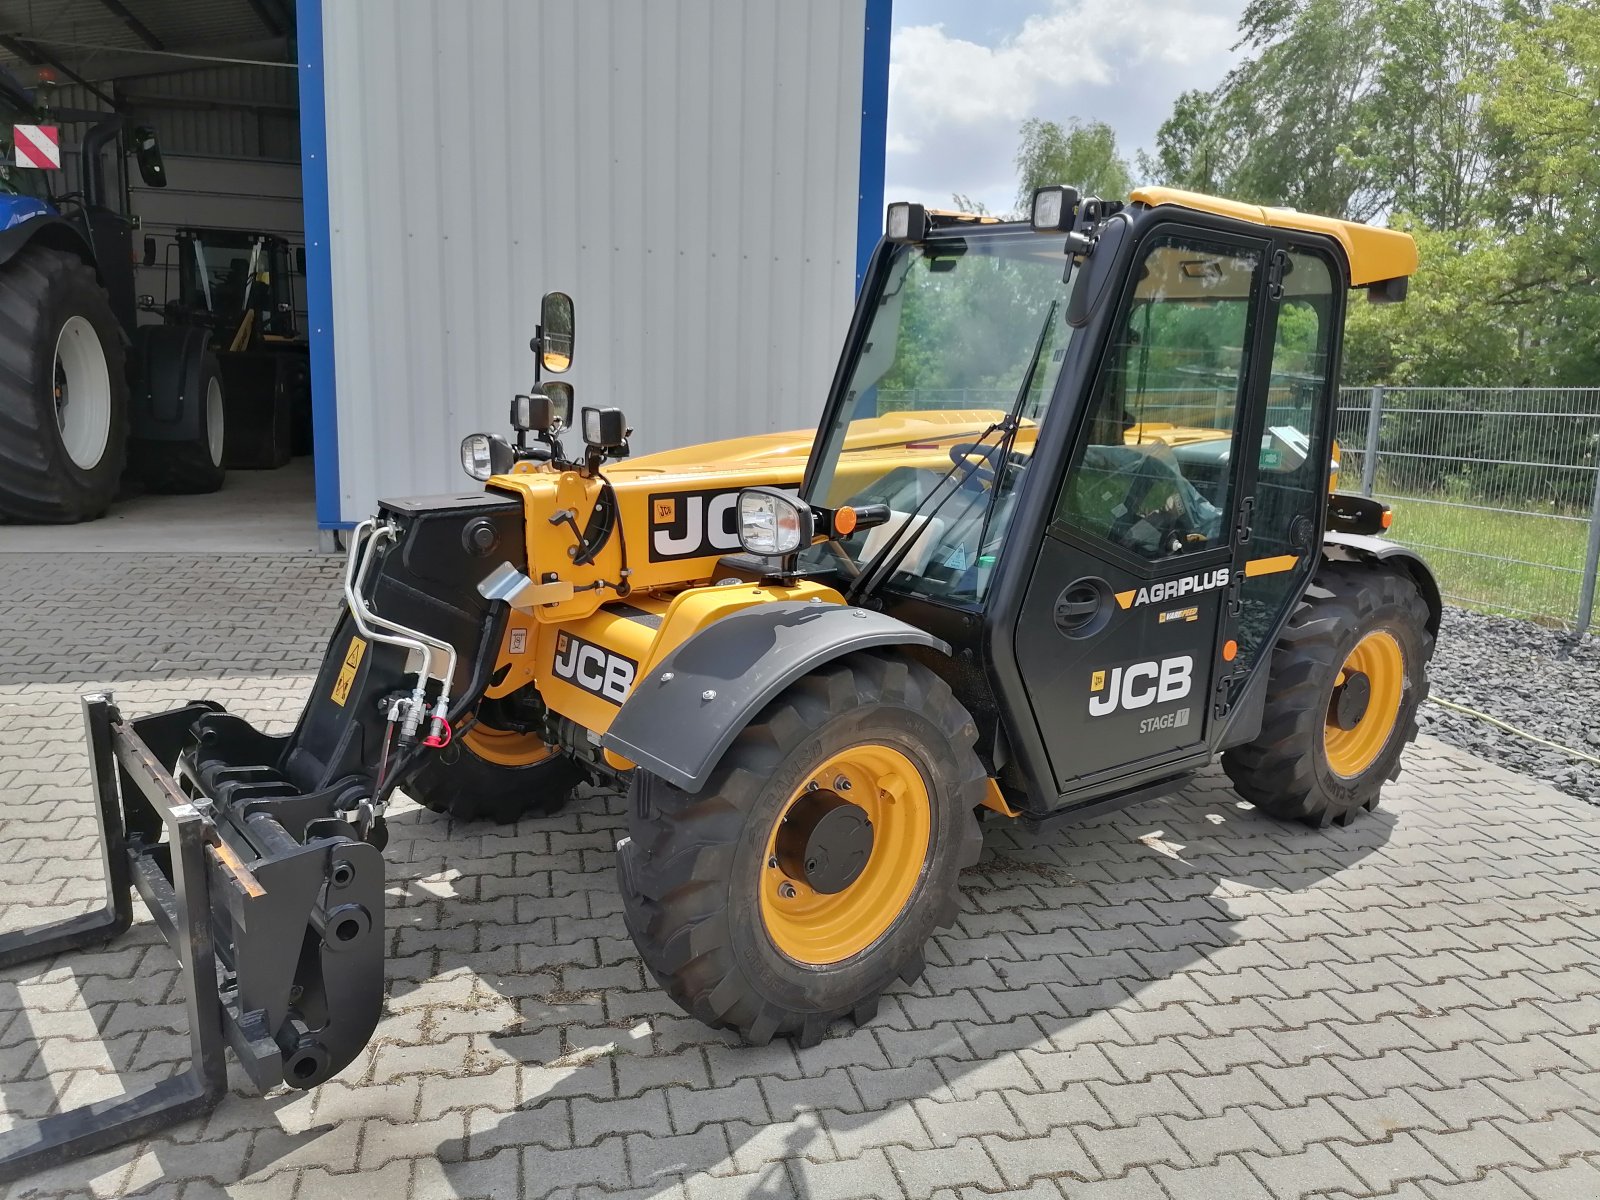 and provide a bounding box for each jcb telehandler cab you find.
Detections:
[0,185,1438,1177]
